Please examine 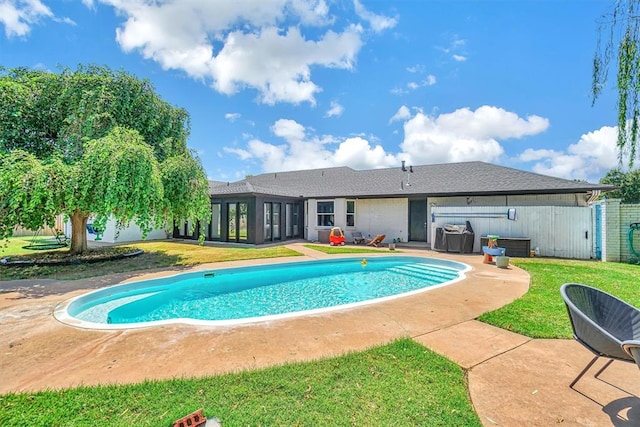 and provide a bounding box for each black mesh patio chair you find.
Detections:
[622,340,640,370]
[560,283,640,389]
